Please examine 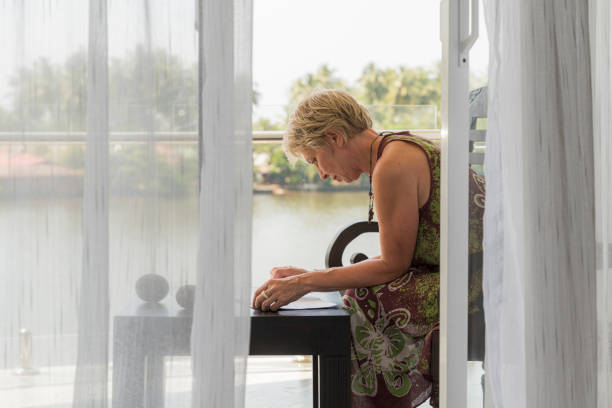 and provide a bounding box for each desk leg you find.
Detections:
[112,326,145,408]
[318,355,350,408]
[144,354,165,408]
[312,355,319,408]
